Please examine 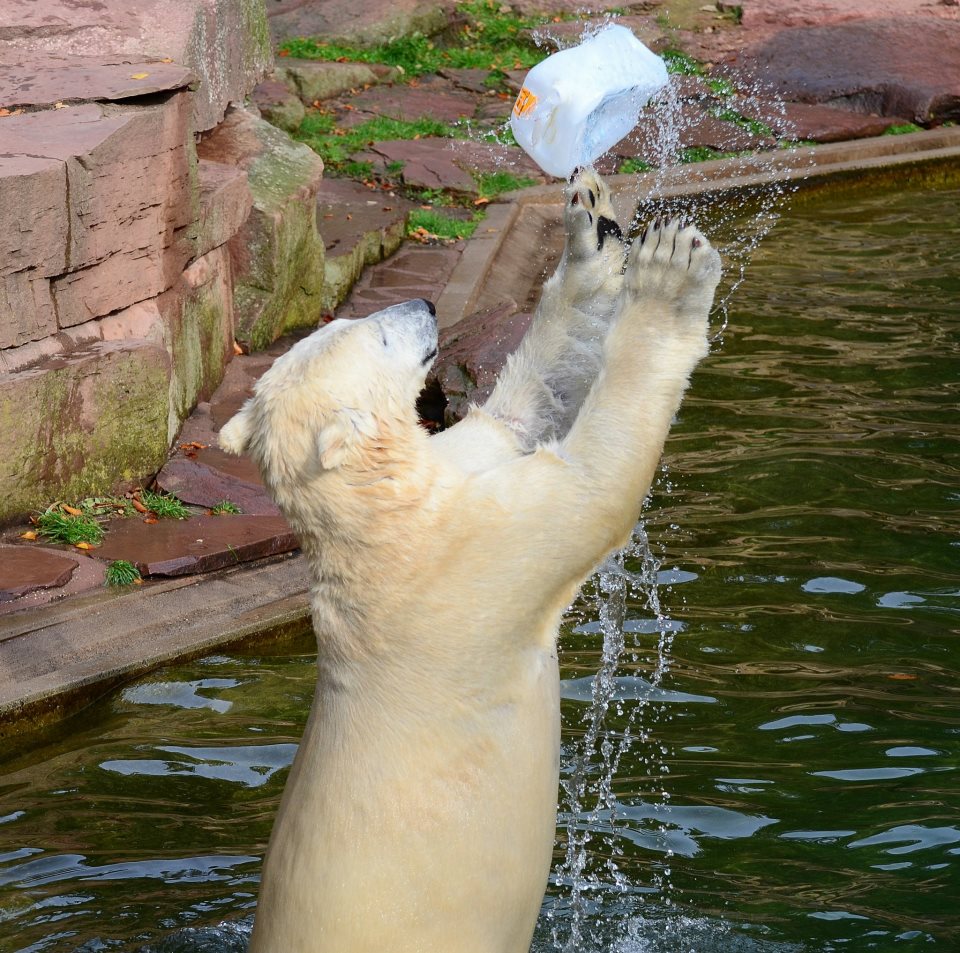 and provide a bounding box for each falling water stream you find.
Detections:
[1,178,958,952]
